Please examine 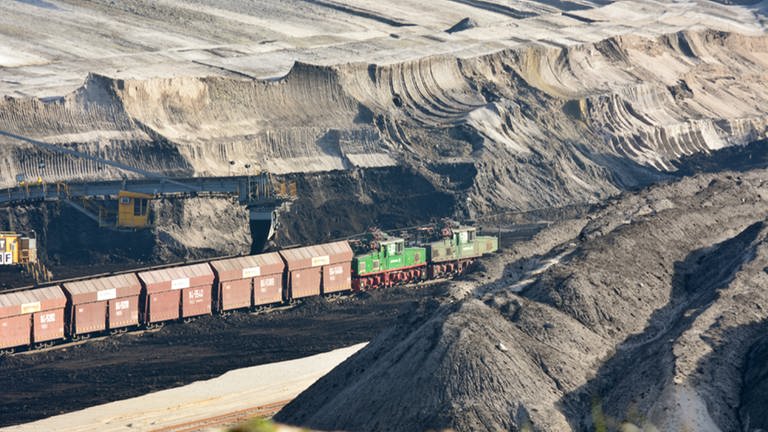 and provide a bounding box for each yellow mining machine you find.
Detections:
[0,231,50,283]
[1,131,299,236]
[0,231,37,265]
